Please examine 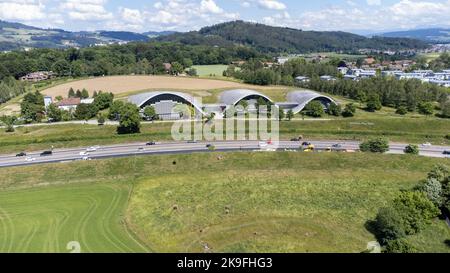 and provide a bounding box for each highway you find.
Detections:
[0,140,448,168]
